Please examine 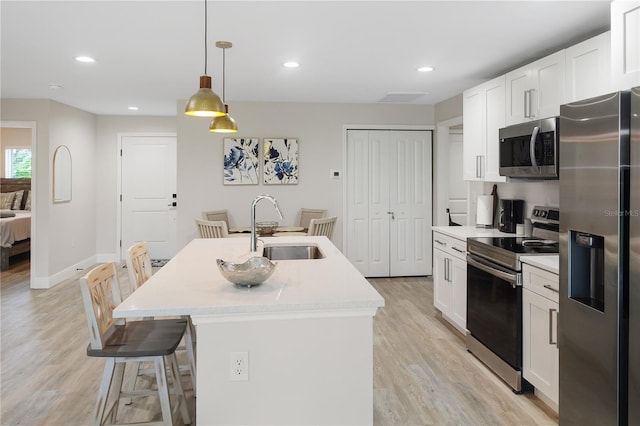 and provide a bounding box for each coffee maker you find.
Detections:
[498,199,525,233]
